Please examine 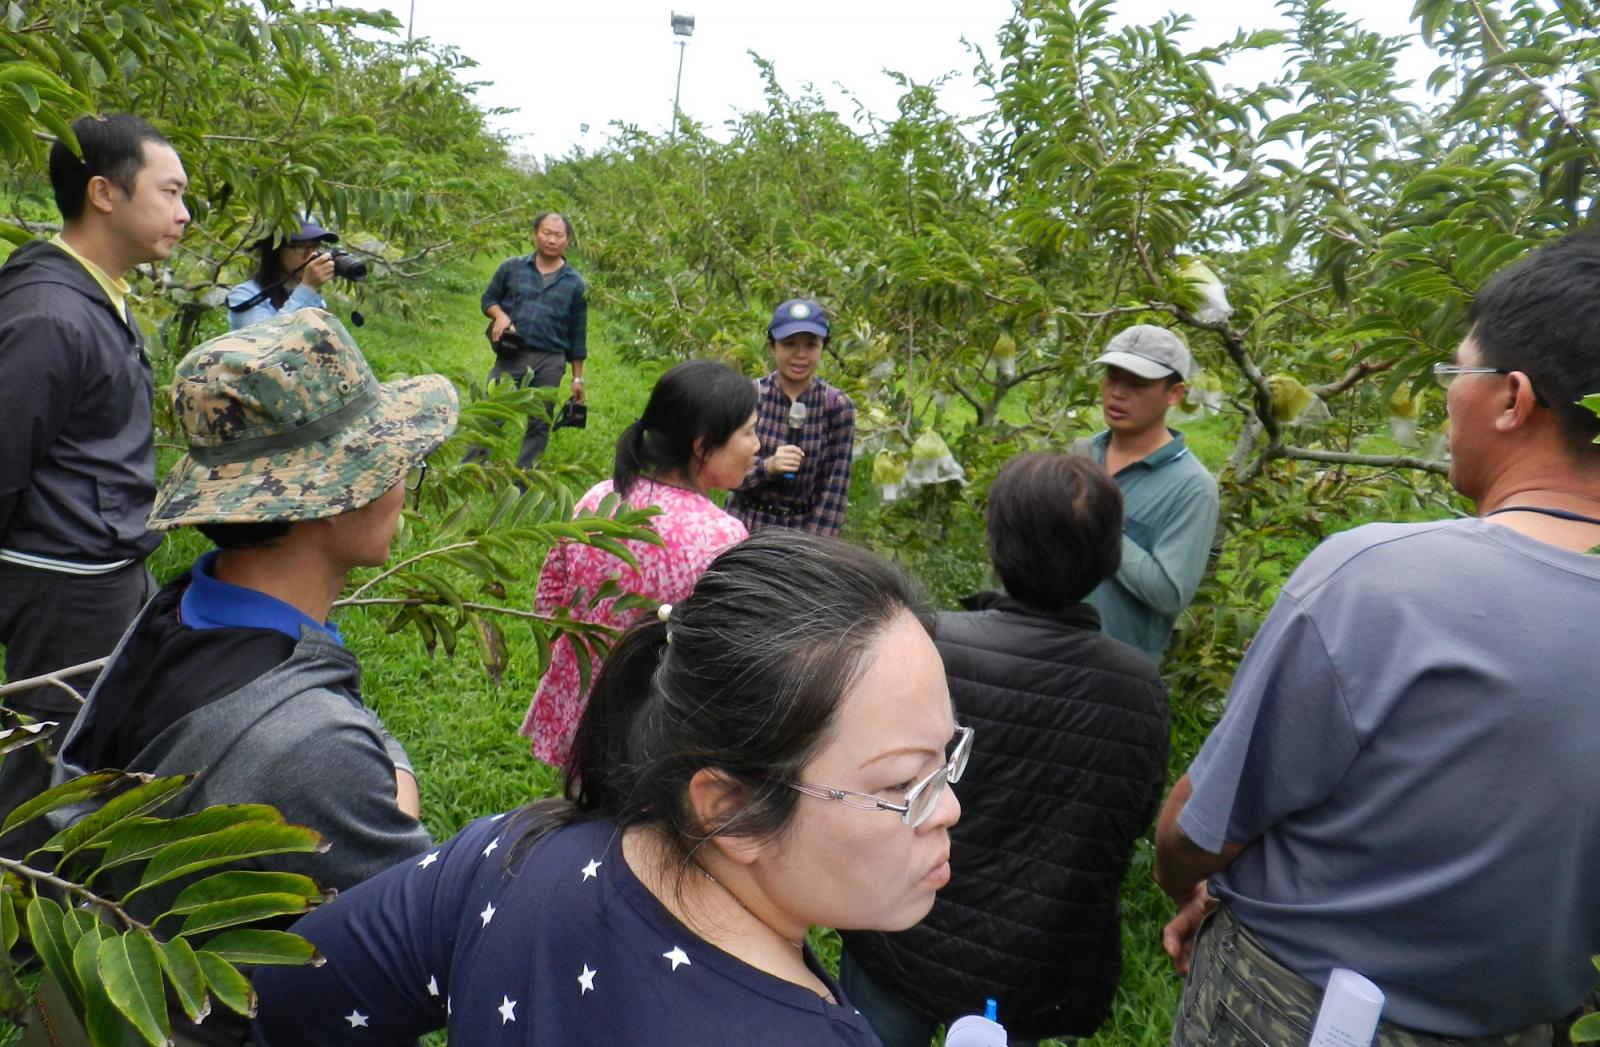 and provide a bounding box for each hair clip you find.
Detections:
[656,603,673,623]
